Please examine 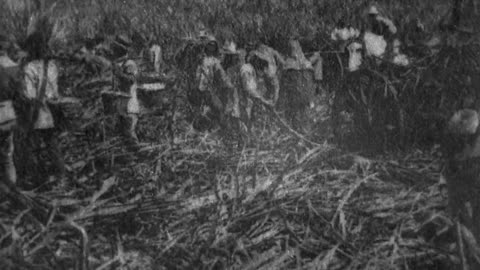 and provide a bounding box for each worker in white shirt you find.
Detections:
[22,31,66,184]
